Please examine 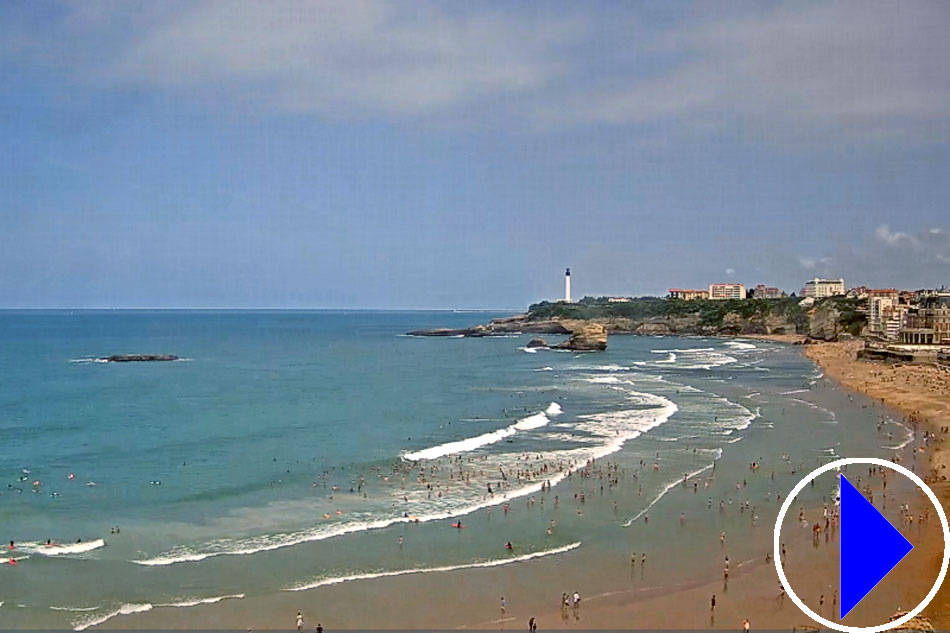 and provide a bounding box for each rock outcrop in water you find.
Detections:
[408,318,607,350]
[101,354,179,362]
[552,321,607,351]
